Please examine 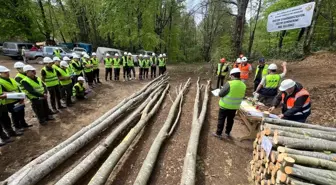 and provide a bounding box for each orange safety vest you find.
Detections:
[239,64,251,80]
[281,89,311,115]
